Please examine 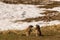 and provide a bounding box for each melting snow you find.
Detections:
[0,2,60,31]
[0,2,45,20]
